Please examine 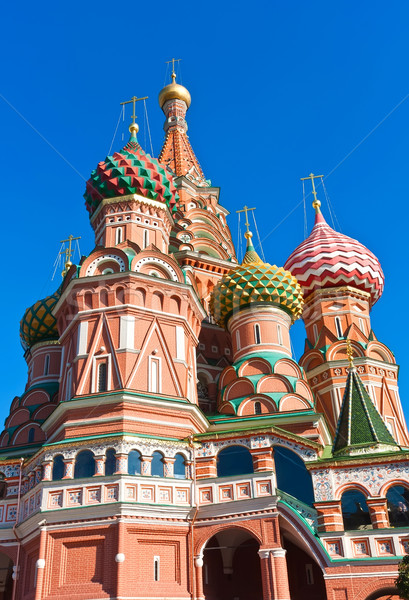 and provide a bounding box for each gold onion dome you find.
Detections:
[20,287,61,350]
[210,232,304,329]
[158,72,191,109]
